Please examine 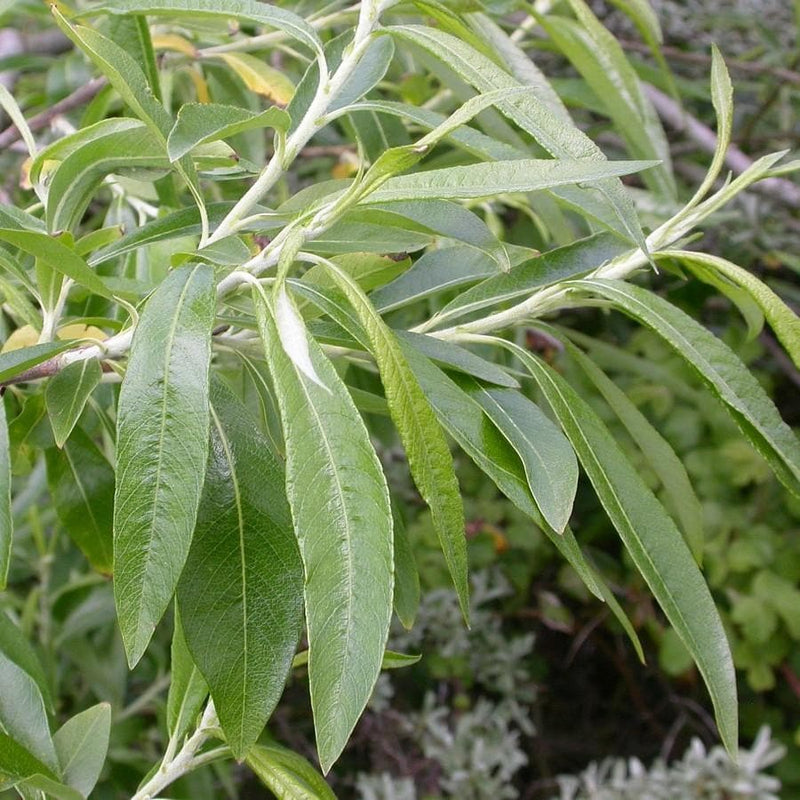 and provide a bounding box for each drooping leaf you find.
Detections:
[367,158,658,203]
[247,742,336,800]
[0,612,51,713]
[114,264,215,666]
[166,606,208,746]
[0,230,111,299]
[53,704,111,798]
[324,265,469,621]
[392,506,419,630]
[46,429,114,574]
[565,339,704,563]
[167,104,289,162]
[460,380,578,533]
[177,380,304,759]
[575,278,800,498]
[254,288,393,773]
[501,340,738,756]
[45,360,102,448]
